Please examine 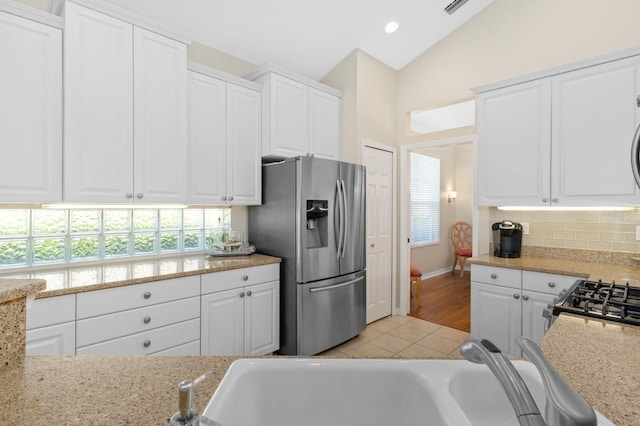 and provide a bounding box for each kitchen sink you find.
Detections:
[200,358,614,426]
